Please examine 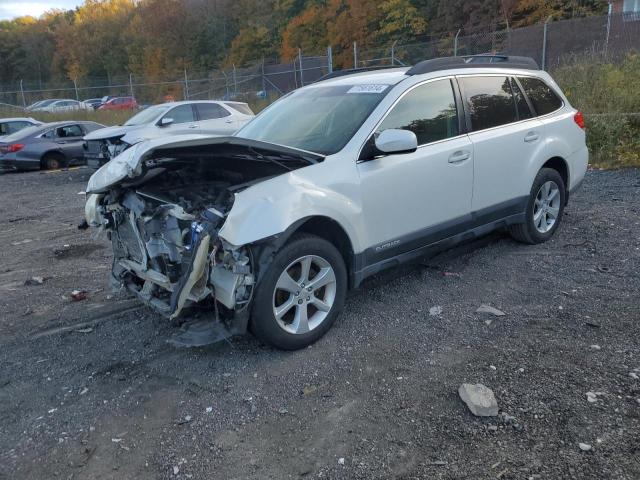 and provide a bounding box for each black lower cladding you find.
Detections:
[352,196,528,286]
